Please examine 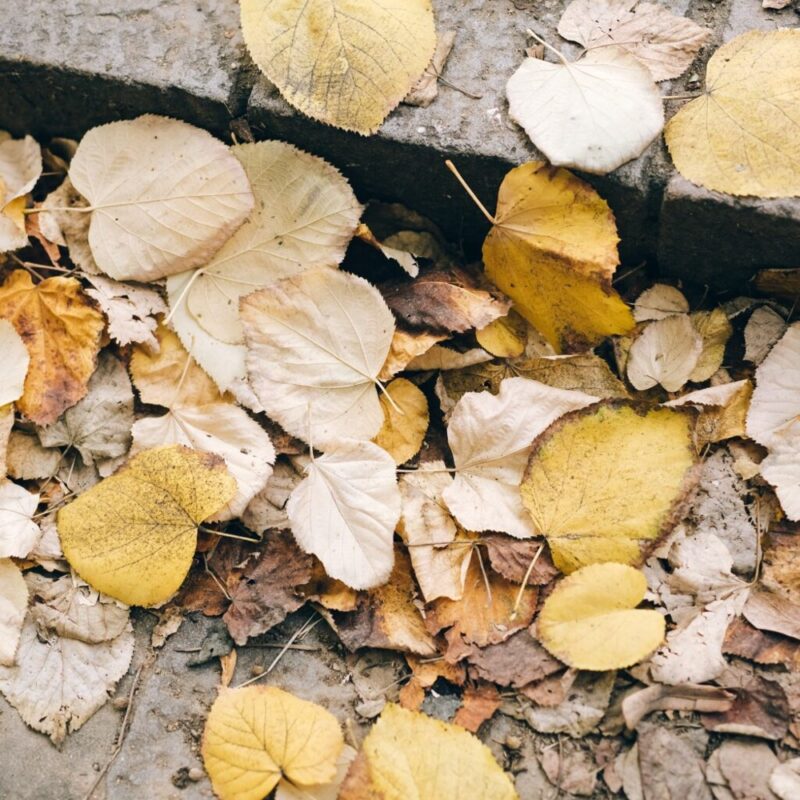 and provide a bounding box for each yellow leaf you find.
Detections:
[476,310,528,358]
[240,0,436,134]
[537,563,665,670]
[202,685,344,800]
[340,704,517,800]
[521,403,698,573]
[0,270,104,425]
[689,309,733,383]
[665,29,800,197]
[481,162,634,352]
[372,378,429,465]
[58,446,236,606]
